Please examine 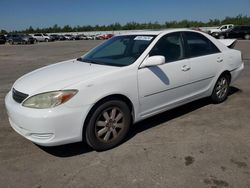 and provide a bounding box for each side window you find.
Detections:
[221,26,227,30]
[184,32,220,58]
[150,32,184,62]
